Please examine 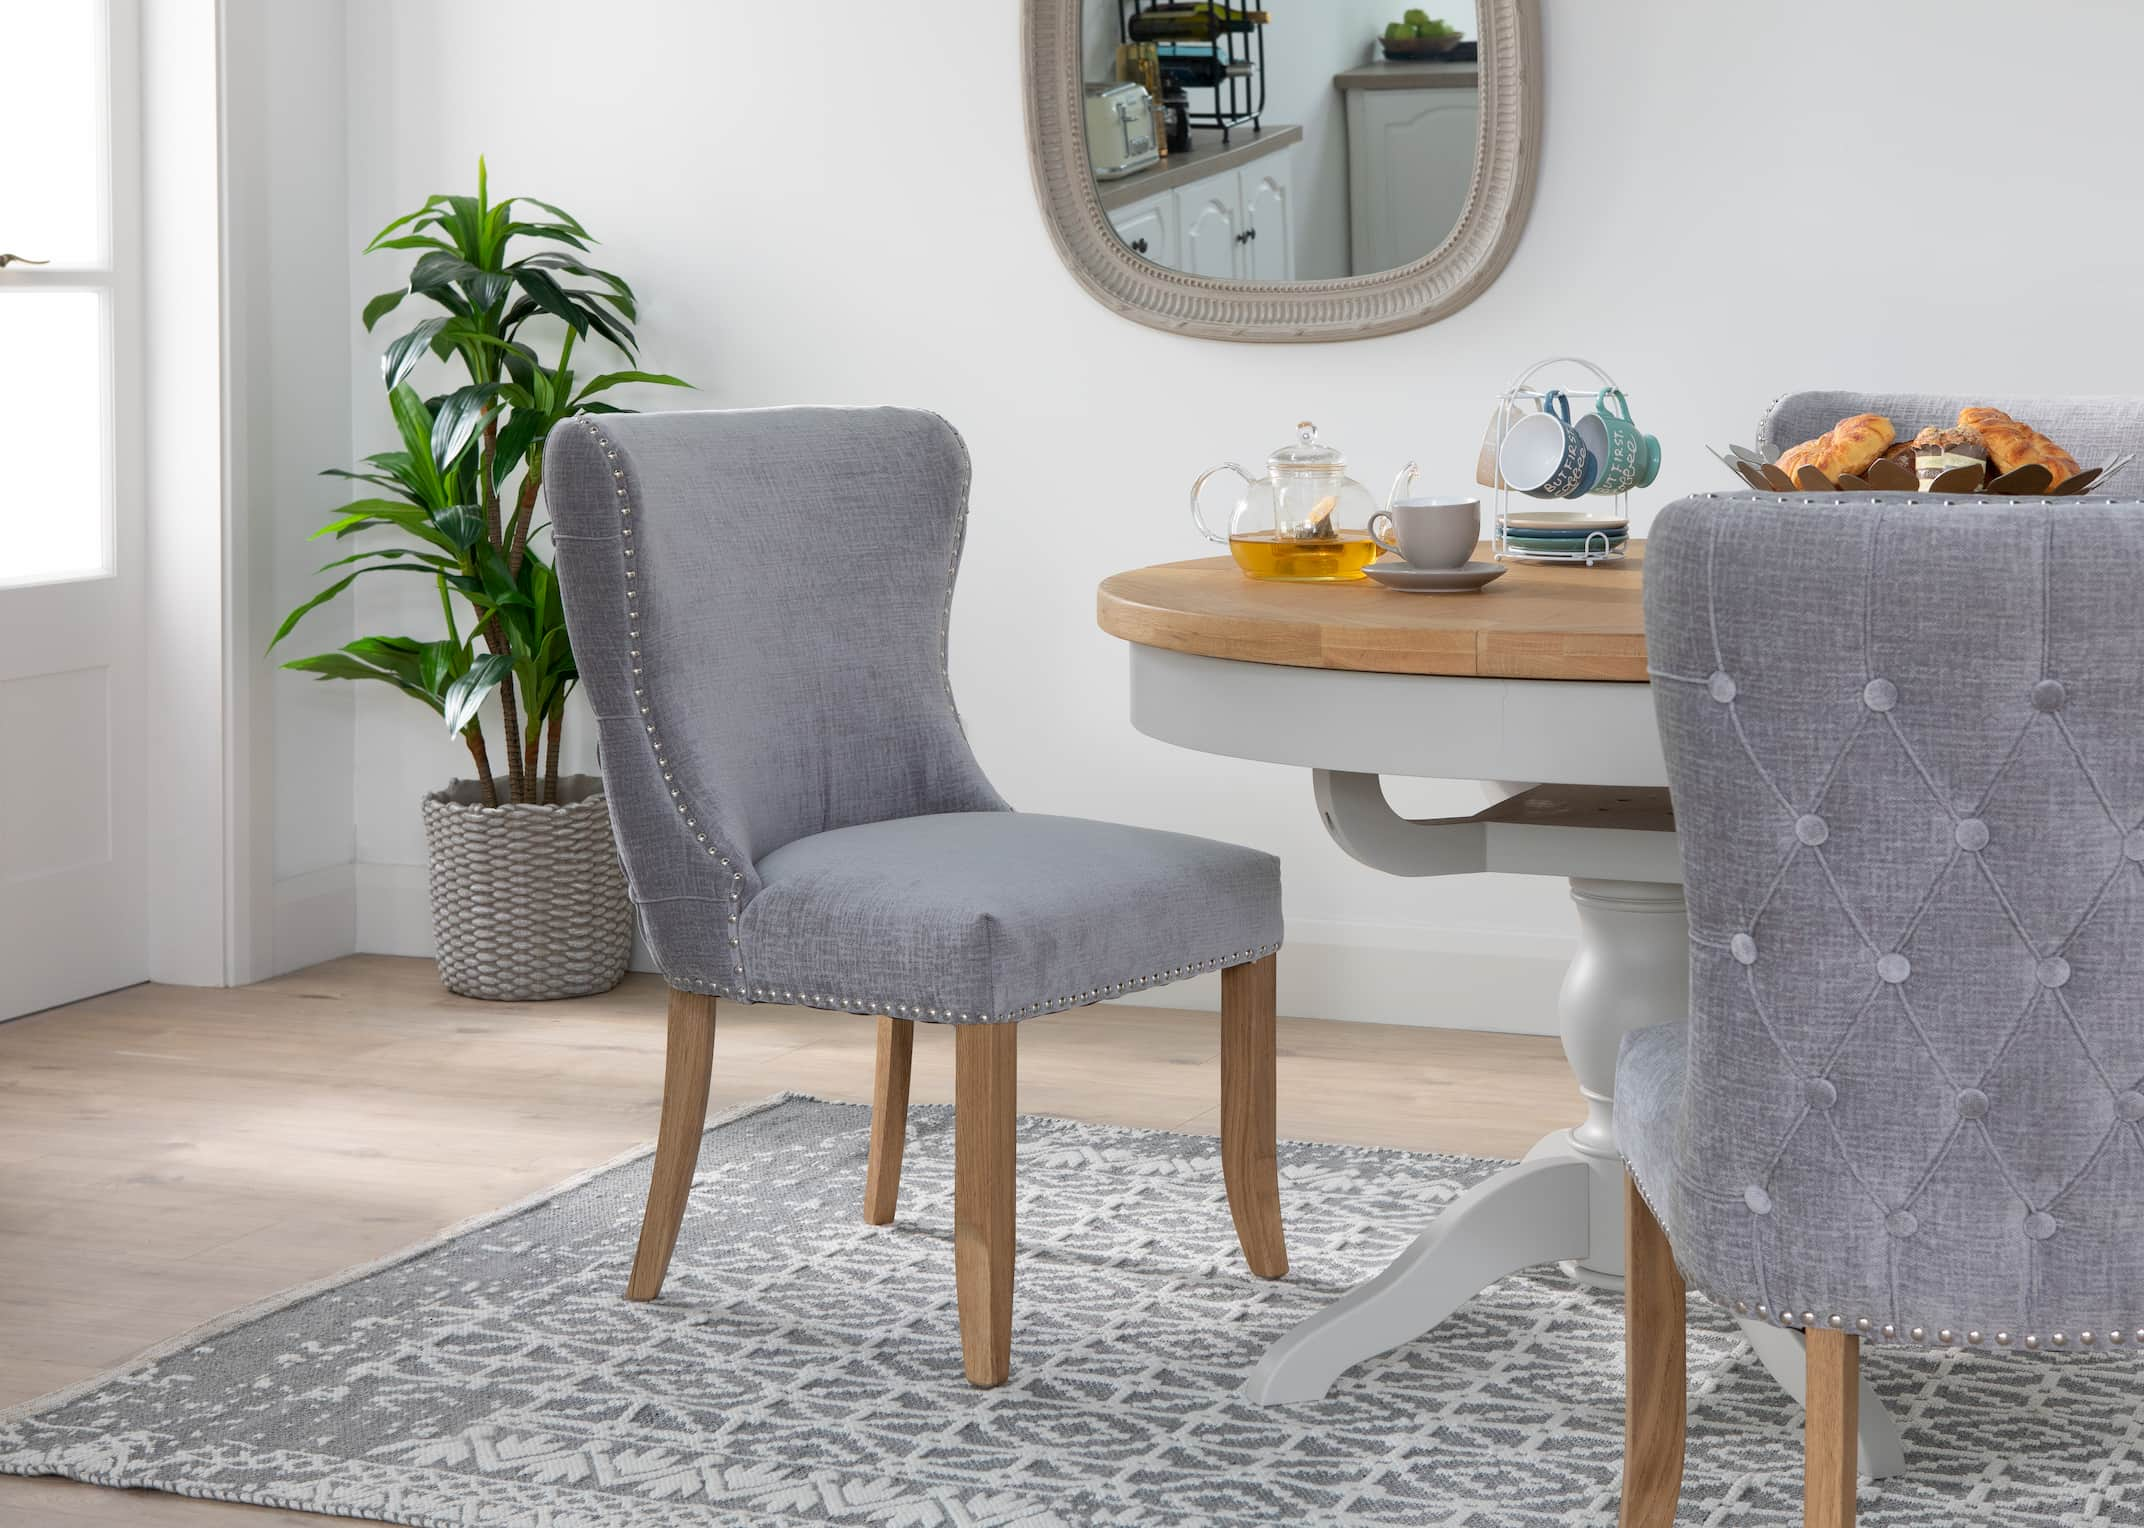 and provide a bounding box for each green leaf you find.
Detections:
[361,288,408,331]
[573,370,690,403]
[382,317,451,391]
[387,384,450,507]
[442,652,513,735]
[312,547,454,575]
[364,195,452,251]
[513,197,590,239]
[270,572,363,650]
[307,498,428,539]
[510,267,586,333]
[408,249,484,294]
[269,562,440,652]
[367,233,452,254]
[430,382,500,470]
[285,651,396,683]
[430,503,487,551]
[490,408,543,489]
